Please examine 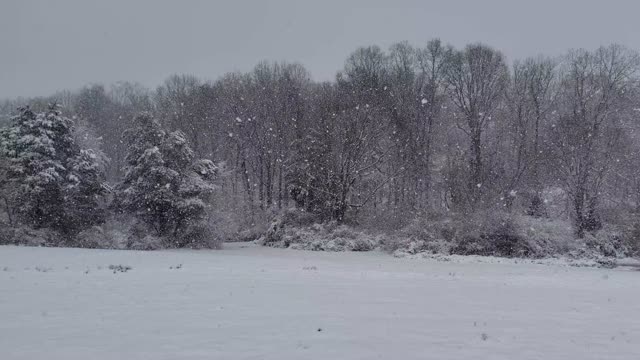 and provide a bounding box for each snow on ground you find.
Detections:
[0,243,639,360]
